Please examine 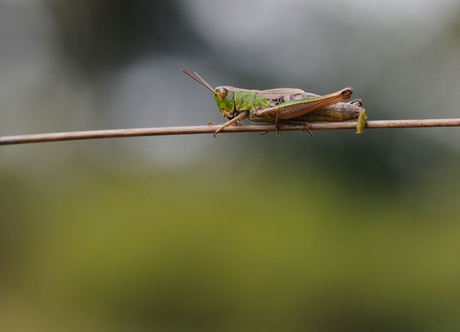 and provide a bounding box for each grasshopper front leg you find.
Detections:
[212,111,249,137]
